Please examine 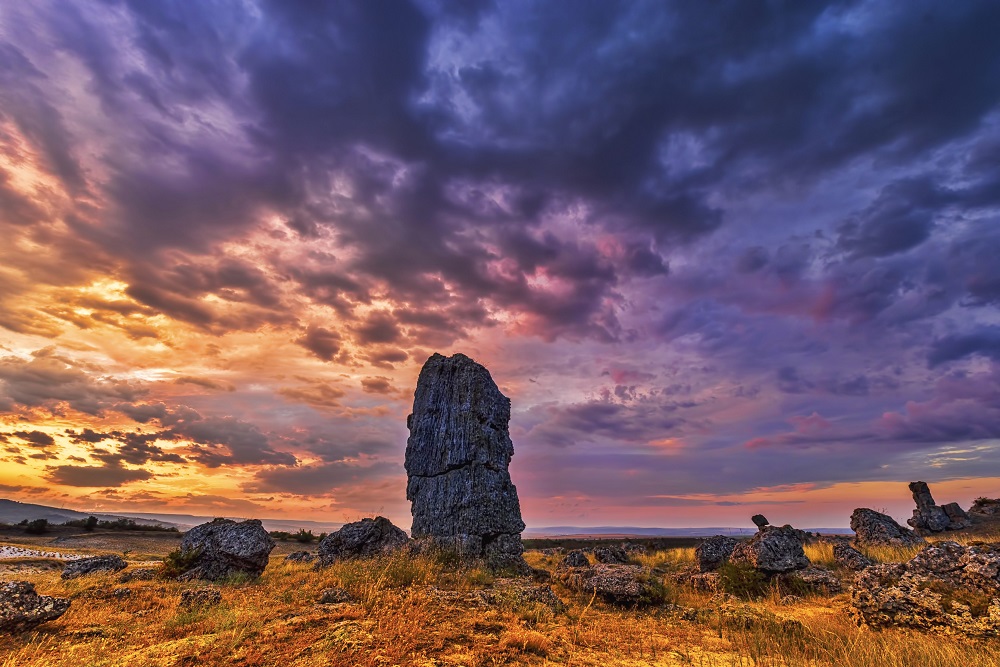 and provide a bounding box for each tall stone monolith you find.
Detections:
[405,353,527,571]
